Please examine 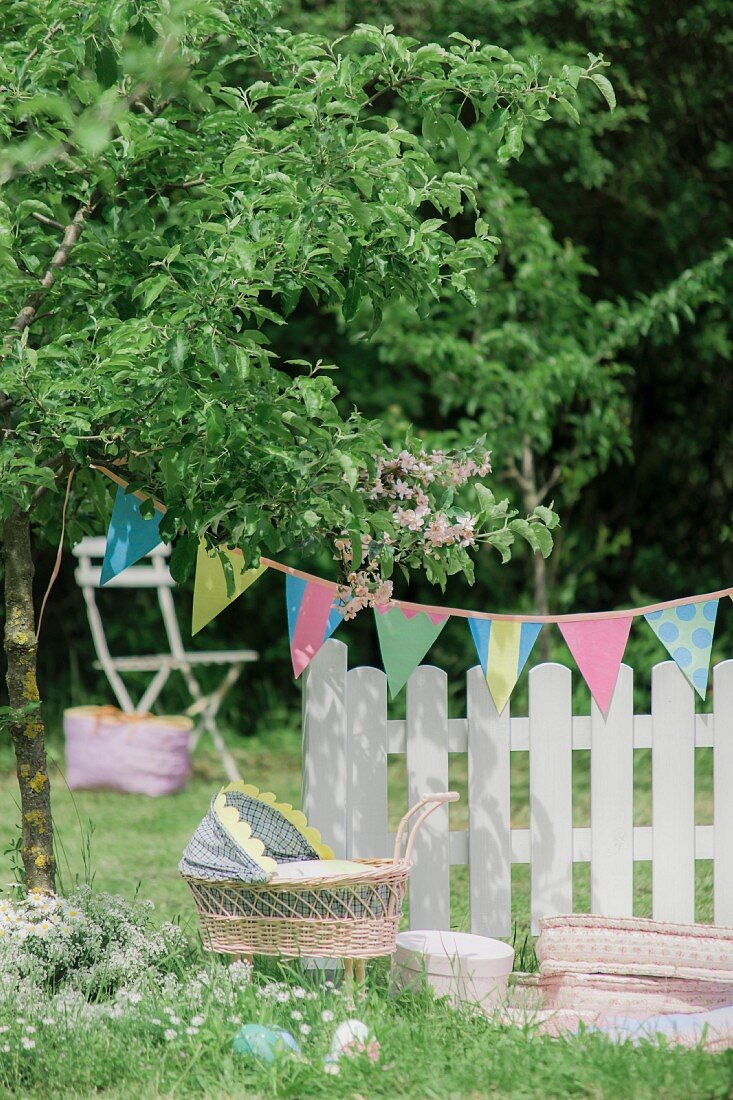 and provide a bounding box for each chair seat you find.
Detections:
[93,651,258,673]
